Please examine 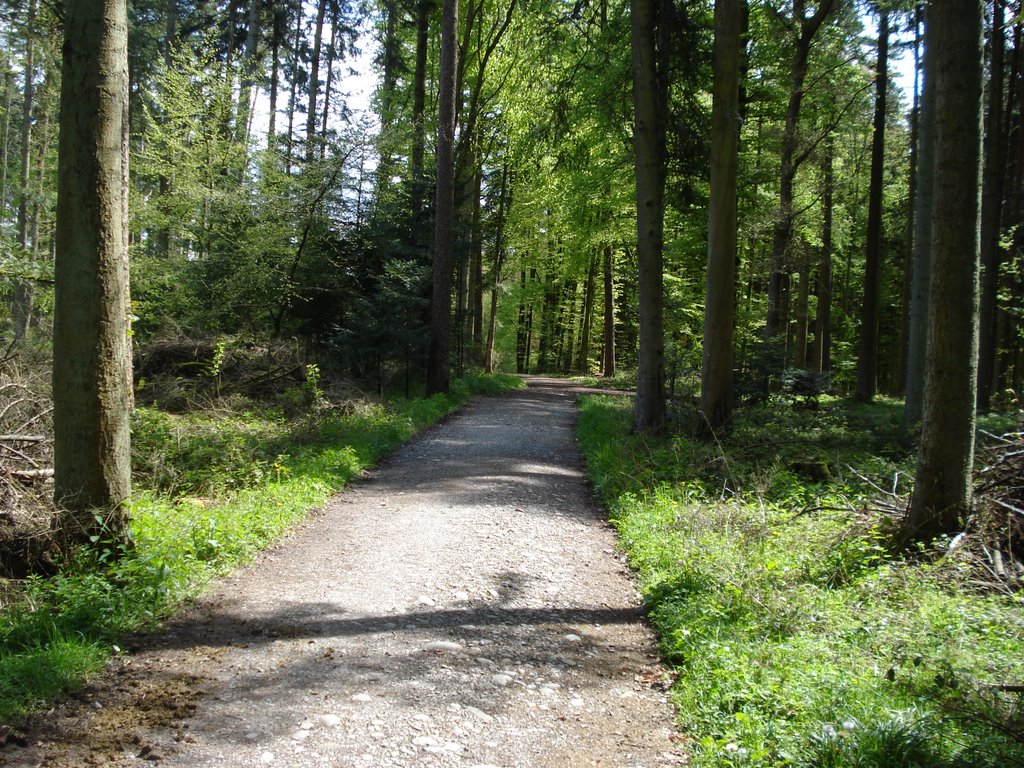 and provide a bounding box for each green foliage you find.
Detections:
[0,374,522,721]
[578,395,1024,767]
